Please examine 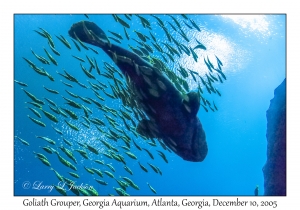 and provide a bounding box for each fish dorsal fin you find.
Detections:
[182,91,200,116]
